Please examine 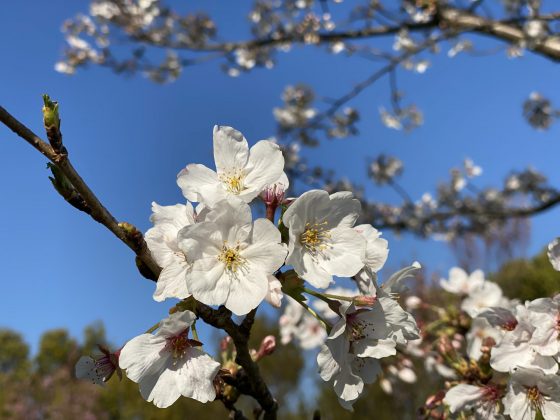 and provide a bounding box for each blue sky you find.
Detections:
[1,1,559,354]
